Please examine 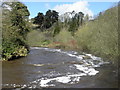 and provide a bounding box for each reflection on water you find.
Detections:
[2,47,118,88]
